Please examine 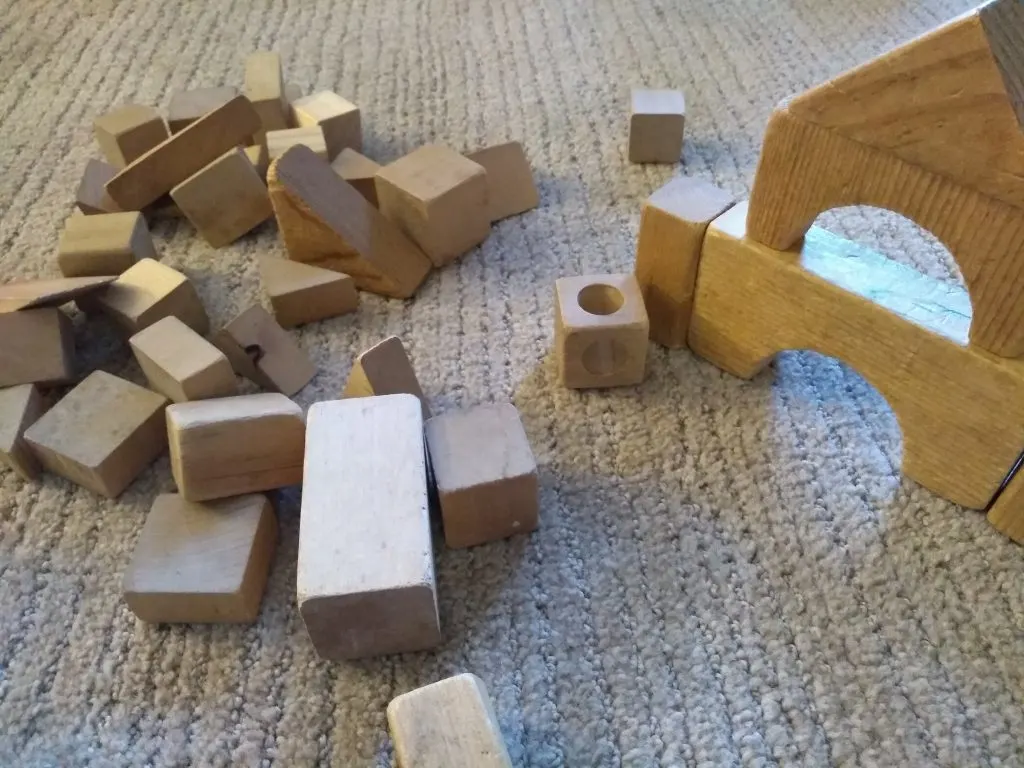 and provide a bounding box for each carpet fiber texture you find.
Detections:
[1,0,1022,765]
